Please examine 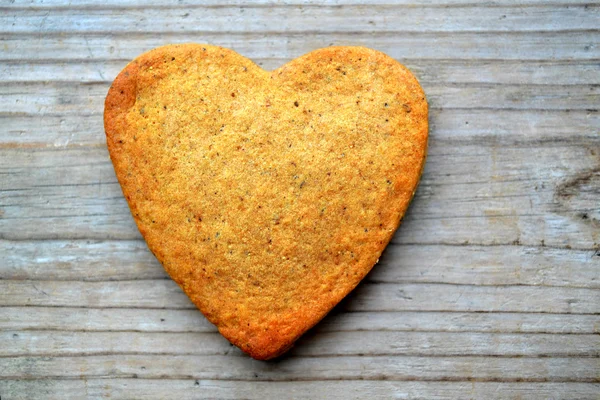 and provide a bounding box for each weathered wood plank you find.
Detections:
[1,240,167,281]
[3,330,599,357]
[2,280,598,313]
[0,280,192,309]
[3,240,598,288]
[2,142,598,247]
[2,380,599,400]
[3,6,597,35]
[2,110,597,149]
[426,110,599,140]
[376,244,600,288]
[349,283,600,314]
[2,32,598,61]
[3,0,596,8]
[1,355,598,382]
[5,60,599,85]
[3,82,598,117]
[2,307,598,334]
